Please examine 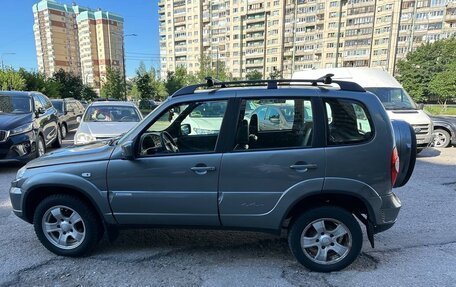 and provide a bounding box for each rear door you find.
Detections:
[218,96,326,229]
